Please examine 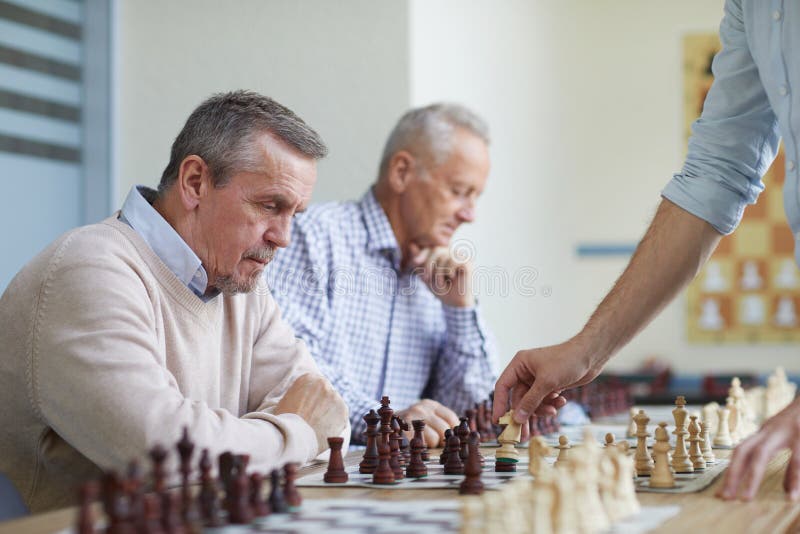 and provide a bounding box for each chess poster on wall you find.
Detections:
[684,35,800,343]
